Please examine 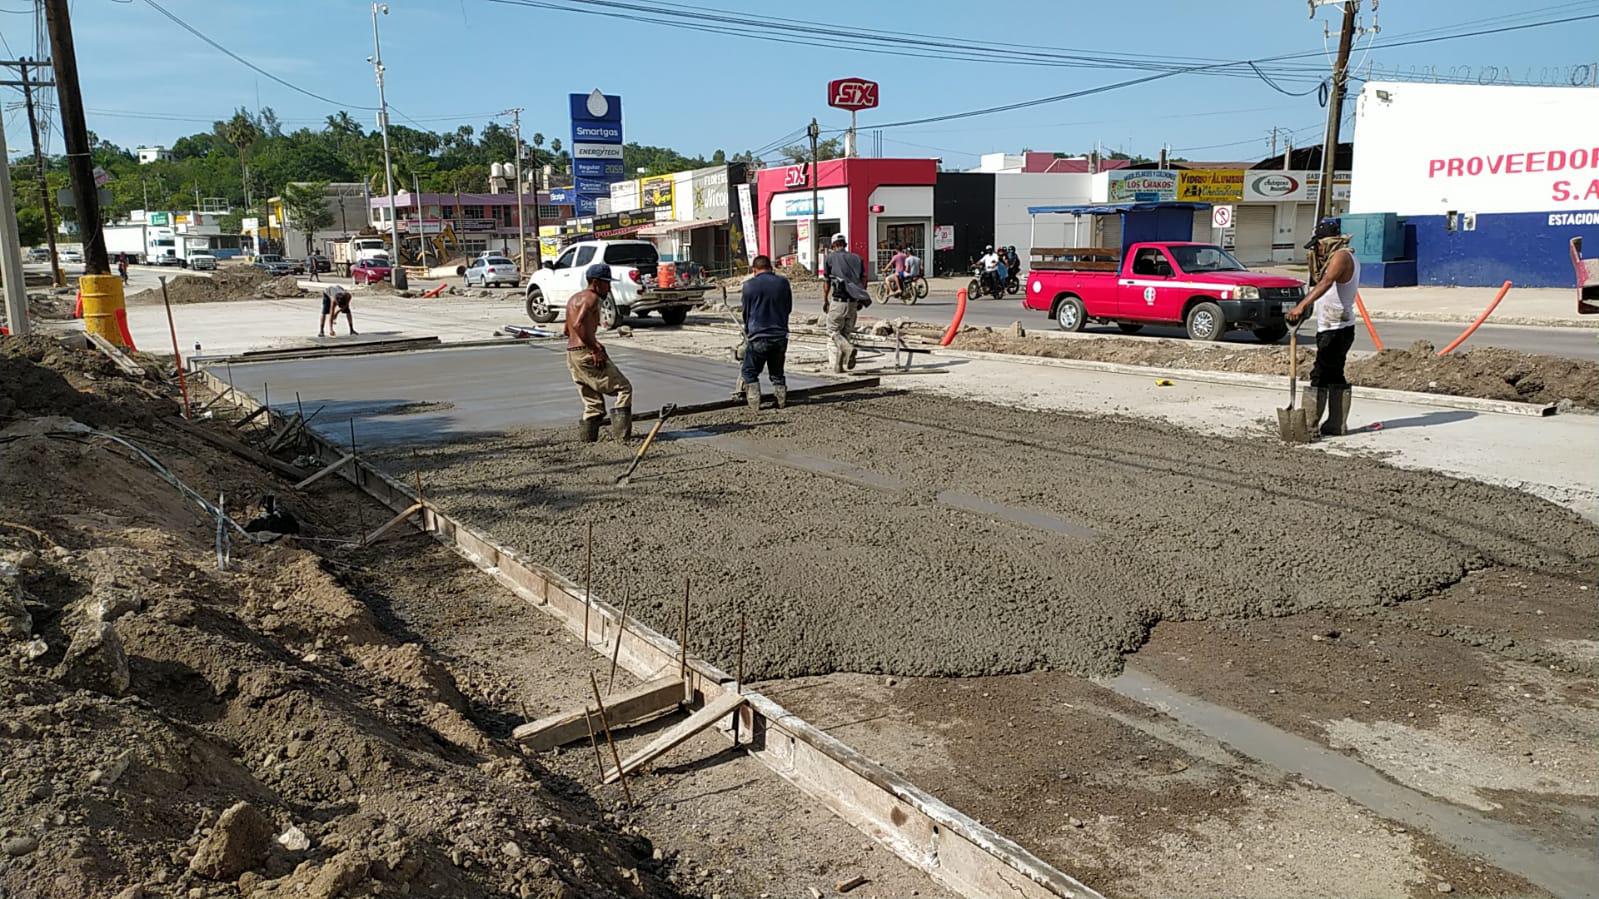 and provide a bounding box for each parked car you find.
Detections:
[188,253,218,271]
[464,255,520,288]
[253,254,305,276]
[524,240,708,329]
[351,257,393,285]
[1023,241,1304,342]
[27,247,49,262]
[61,249,84,264]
